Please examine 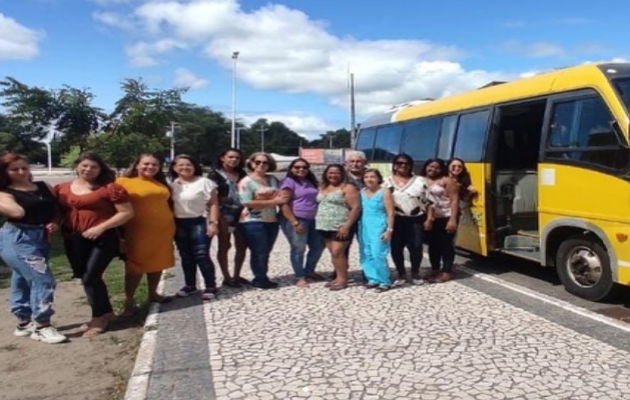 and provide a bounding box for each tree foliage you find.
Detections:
[0,75,353,167]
